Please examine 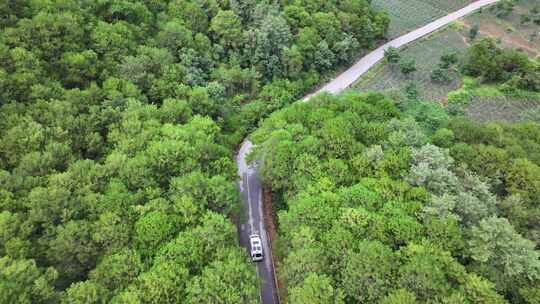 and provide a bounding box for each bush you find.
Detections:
[469,24,479,40]
[399,58,417,76]
[405,82,419,100]
[500,75,522,95]
[385,47,401,64]
[440,52,459,69]
[431,68,453,84]
[447,90,473,115]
